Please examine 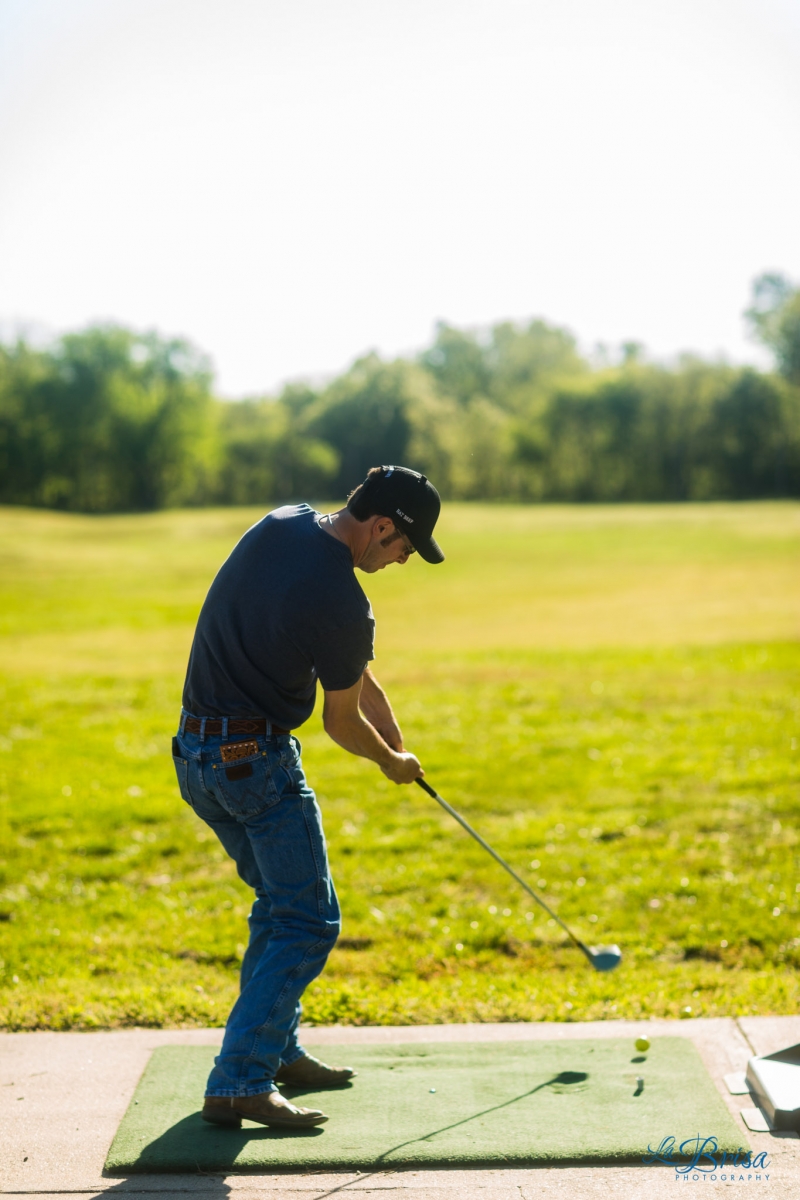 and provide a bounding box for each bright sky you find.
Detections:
[1,0,799,396]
